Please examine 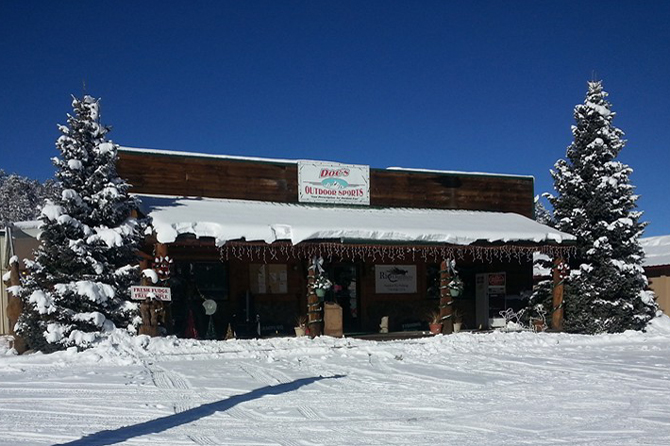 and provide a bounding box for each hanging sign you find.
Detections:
[298,161,370,205]
[131,285,172,301]
[487,272,506,297]
[375,265,417,294]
